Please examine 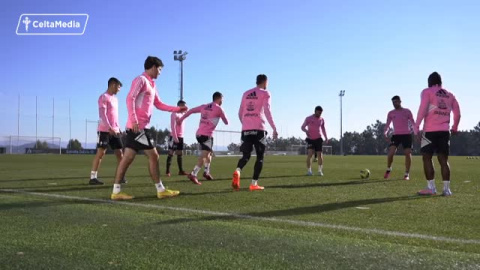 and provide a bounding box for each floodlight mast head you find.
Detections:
[173,50,188,61]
